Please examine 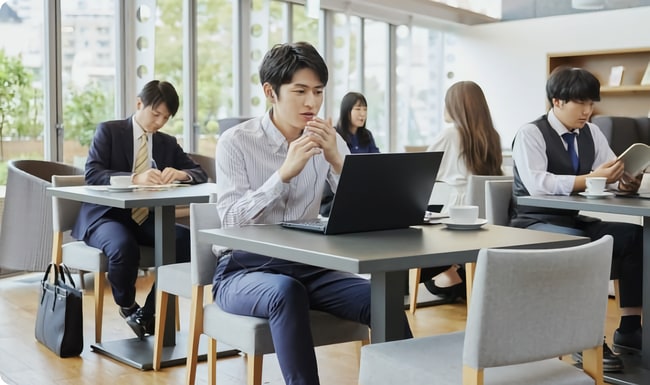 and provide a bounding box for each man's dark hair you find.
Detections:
[138,80,180,117]
[546,66,600,105]
[259,42,328,98]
